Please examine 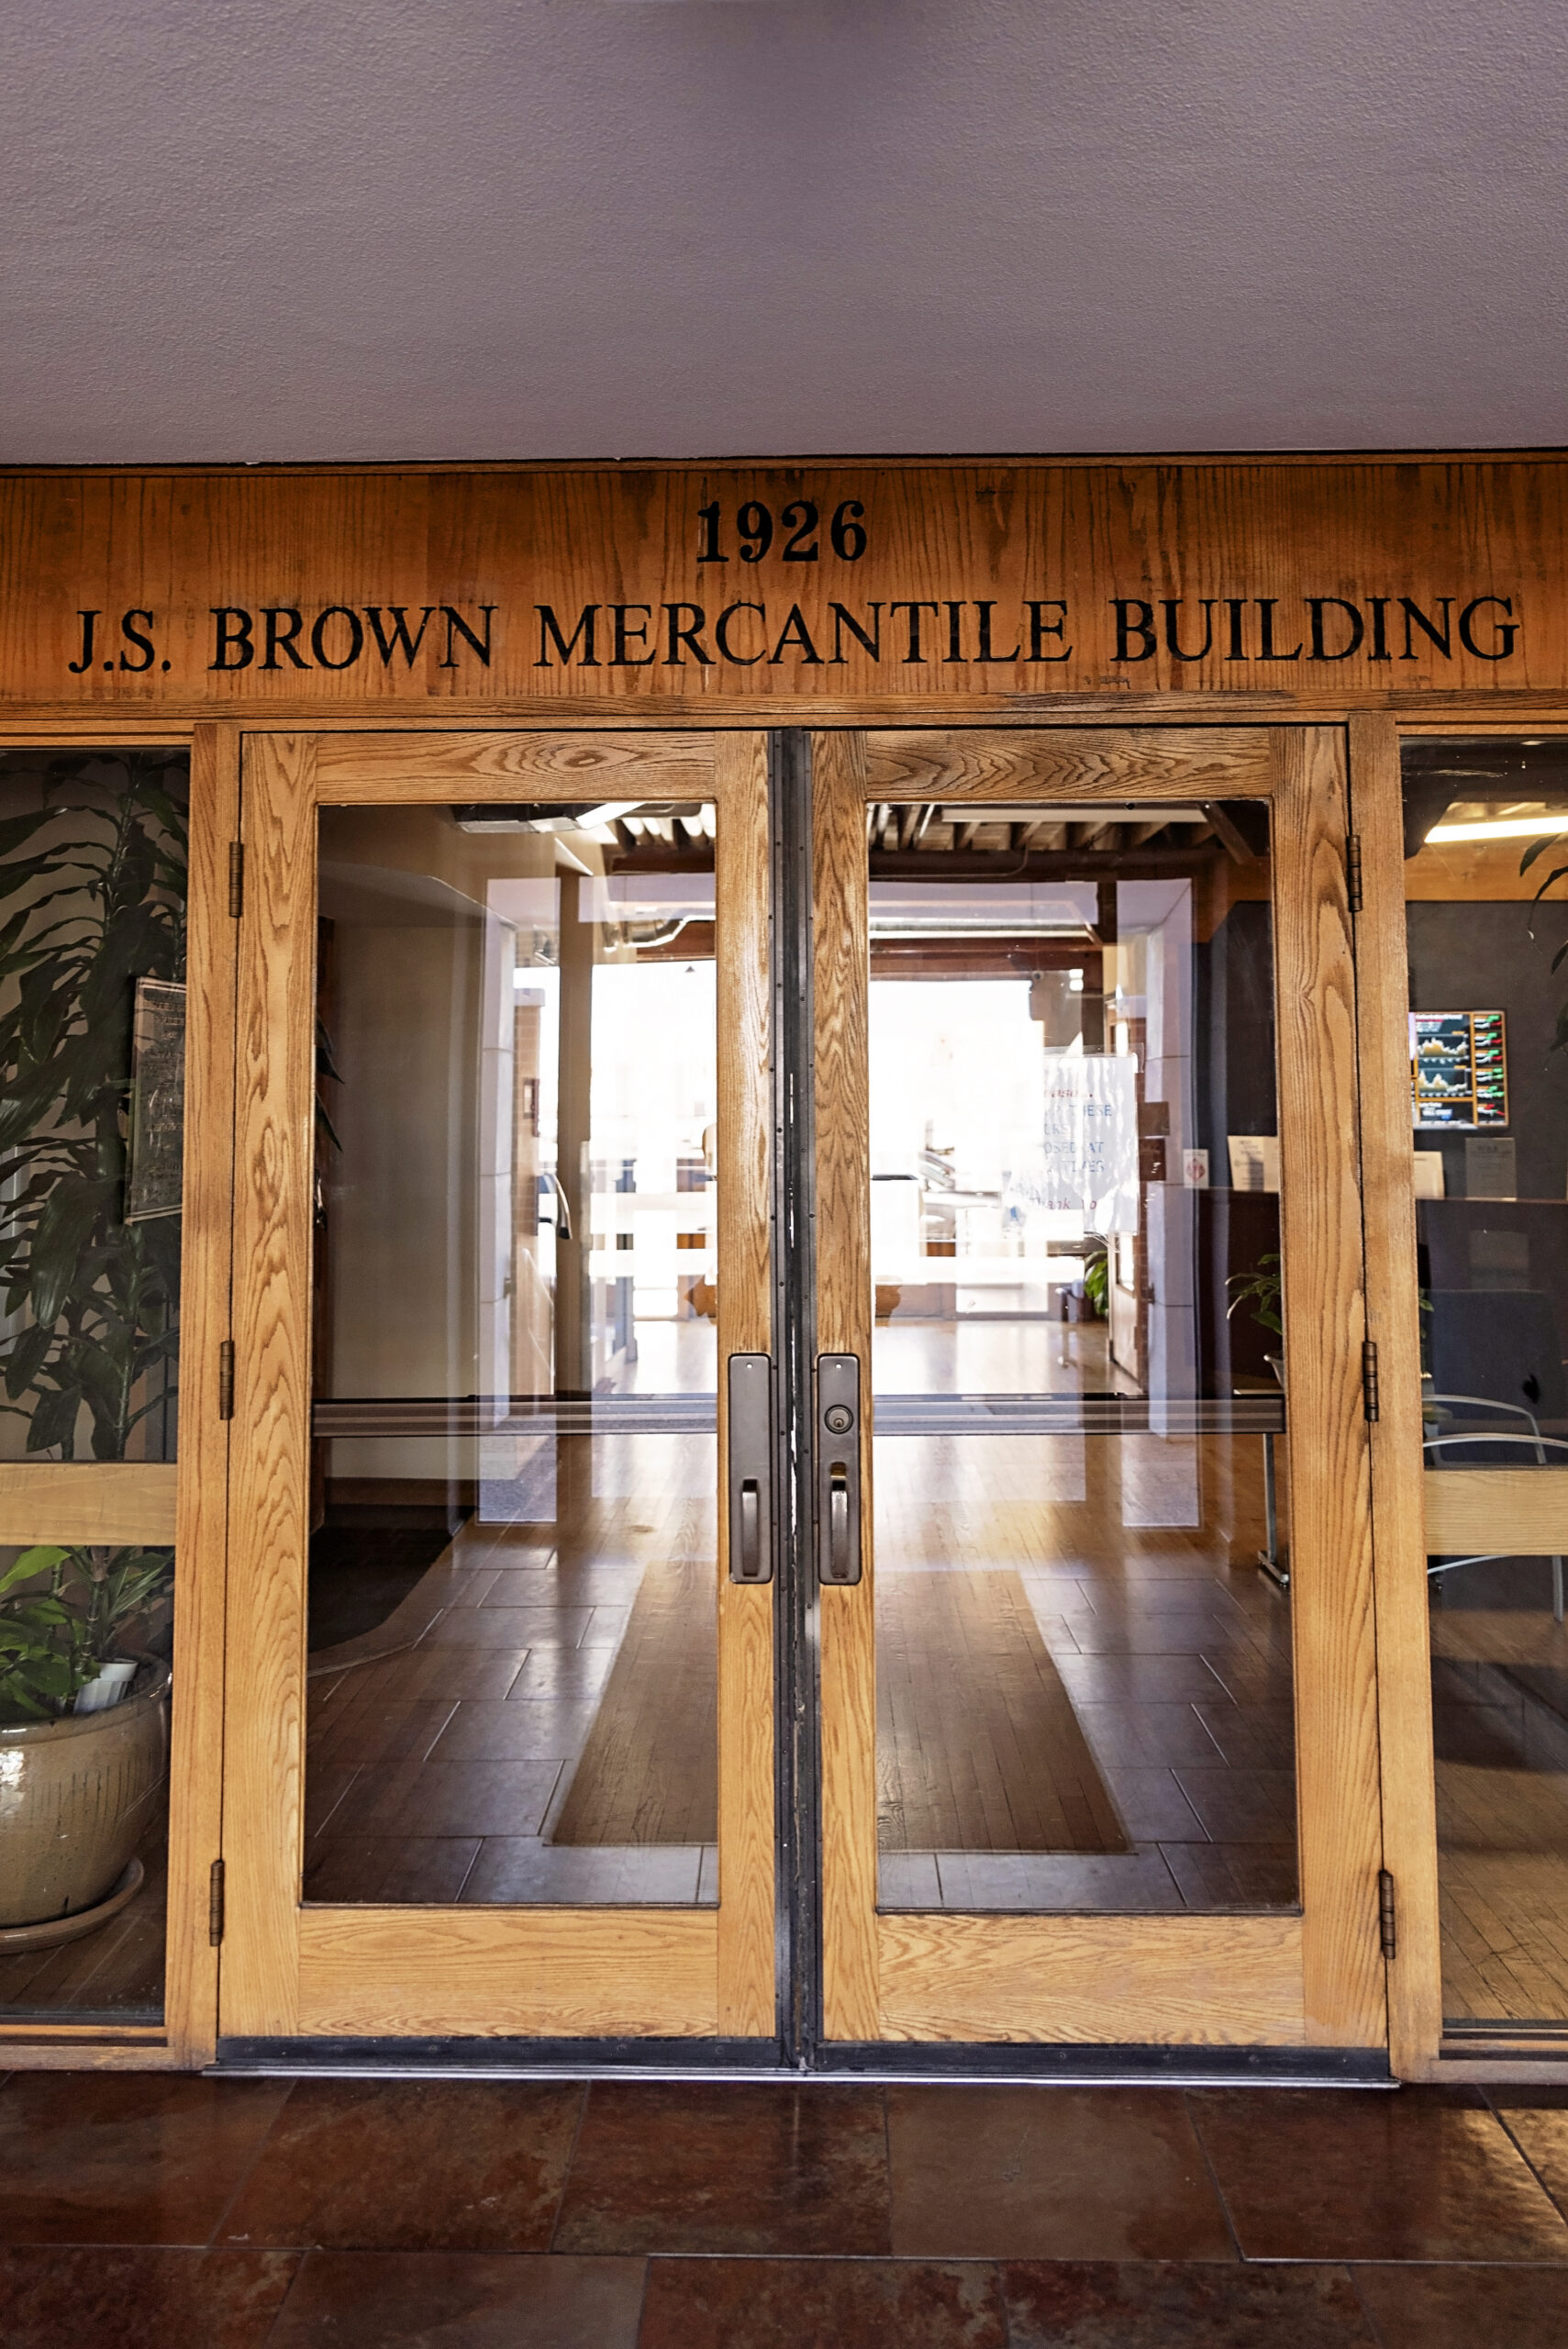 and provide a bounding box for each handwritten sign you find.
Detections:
[1040,1055,1140,1237]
